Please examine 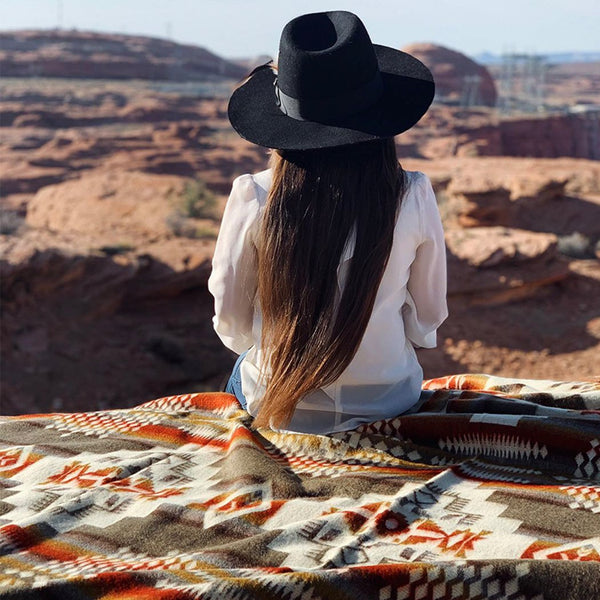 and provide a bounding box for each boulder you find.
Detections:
[446,184,513,227]
[408,157,600,233]
[445,227,570,304]
[26,170,186,242]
